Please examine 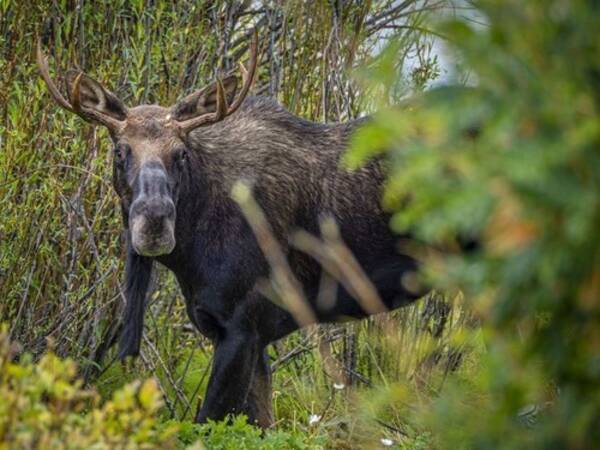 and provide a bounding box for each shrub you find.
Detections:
[0,327,329,449]
[172,416,325,450]
[0,326,177,449]
[348,0,600,448]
